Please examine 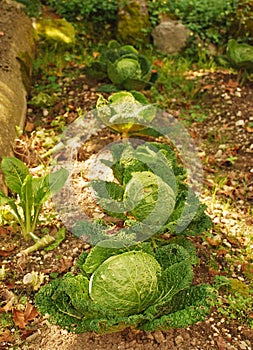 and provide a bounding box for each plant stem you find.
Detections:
[21,234,55,255]
[29,231,40,242]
